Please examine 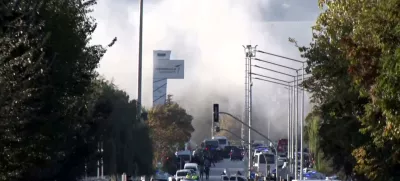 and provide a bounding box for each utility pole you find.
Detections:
[137,0,144,121]
[294,71,299,180]
[243,45,257,176]
[244,45,249,148]
[249,49,306,178]
[241,114,245,146]
[287,85,292,174]
[300,65,305,179]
